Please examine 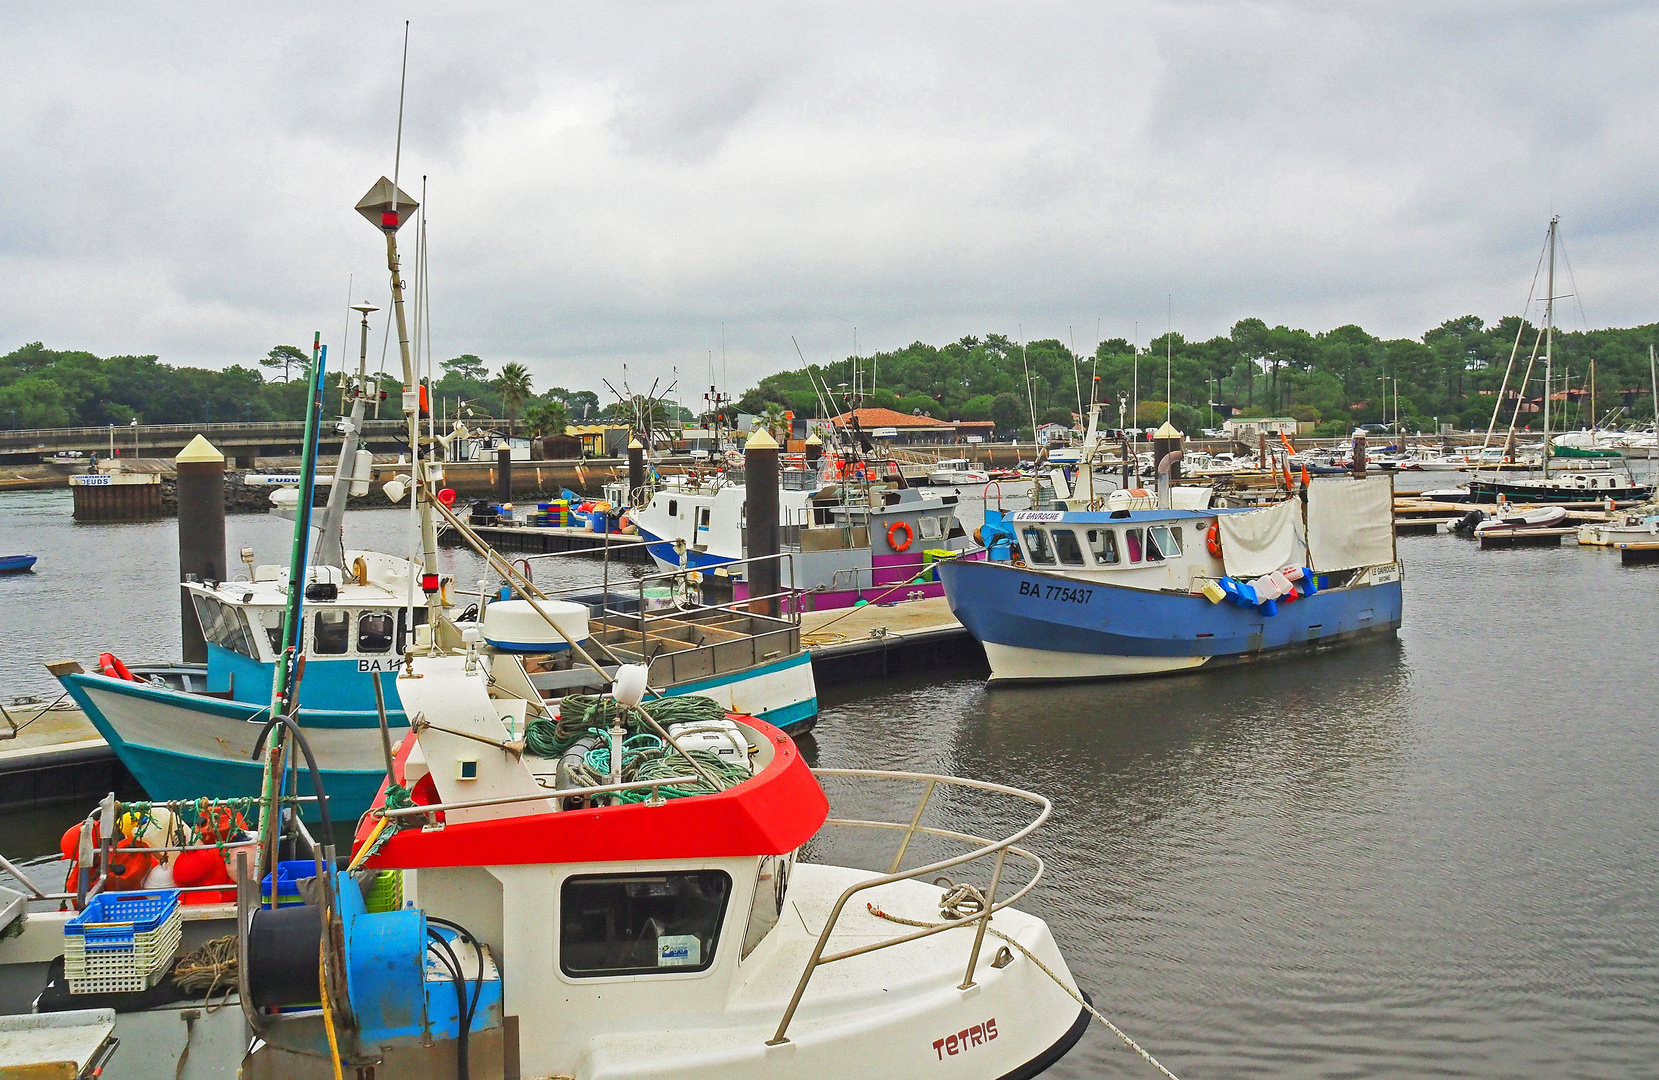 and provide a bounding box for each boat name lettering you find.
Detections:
[73,474,112,486]
[1011,511,1064,522]
[356,658,402,673]
[1018,581,1094,604]
[933,1018,997,1059]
